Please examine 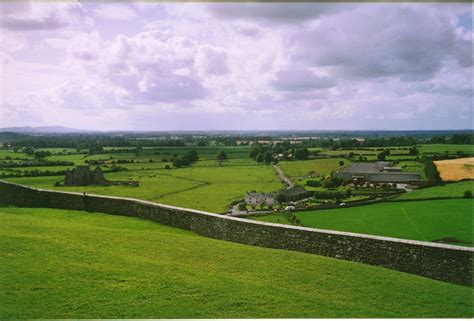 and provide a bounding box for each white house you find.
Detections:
[245,192,277,205]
